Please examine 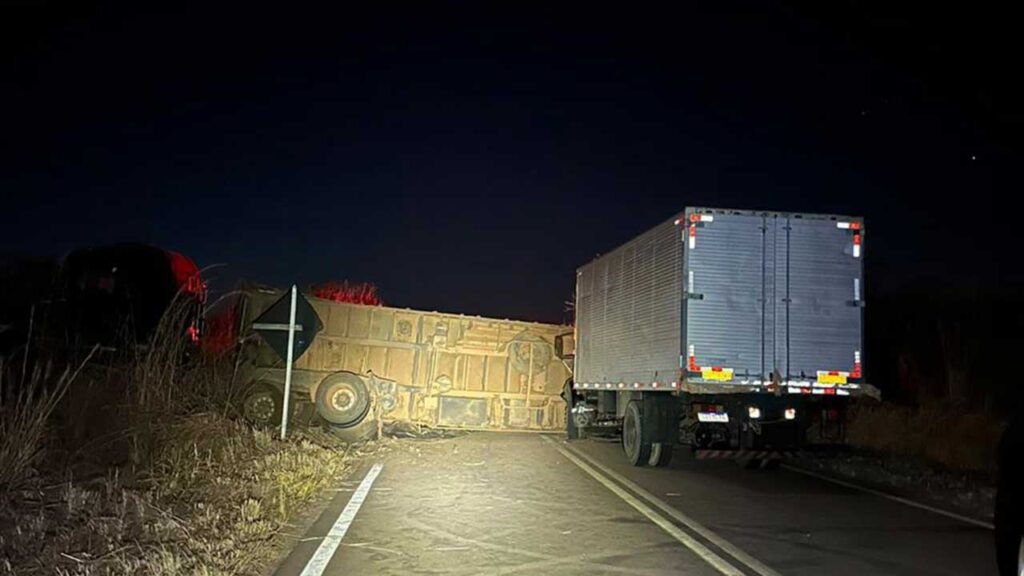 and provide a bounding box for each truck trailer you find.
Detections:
[559,207,876,467]
[234,285,572,438]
